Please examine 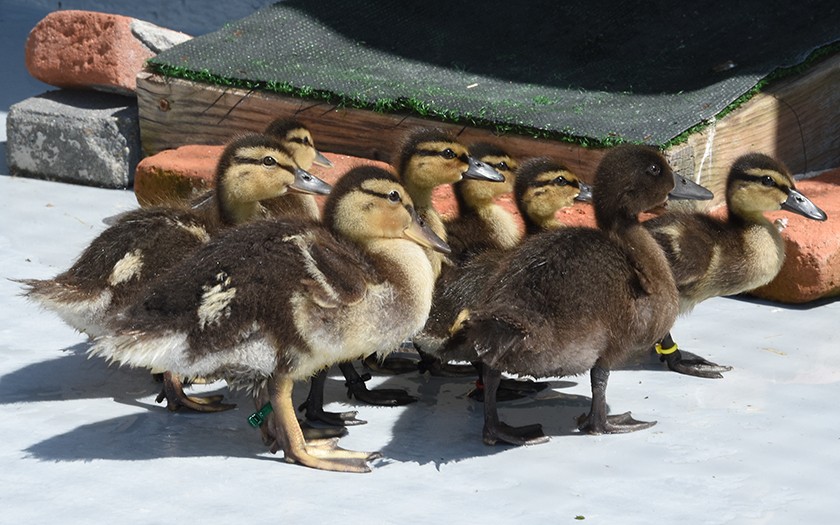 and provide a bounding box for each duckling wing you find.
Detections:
[287,231,383,309]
